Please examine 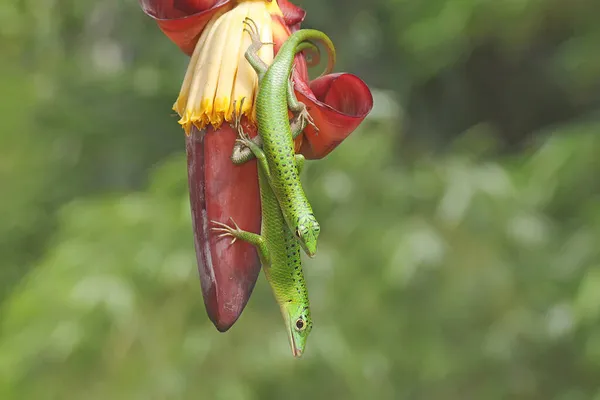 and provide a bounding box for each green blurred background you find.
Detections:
[1,0,600,398]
